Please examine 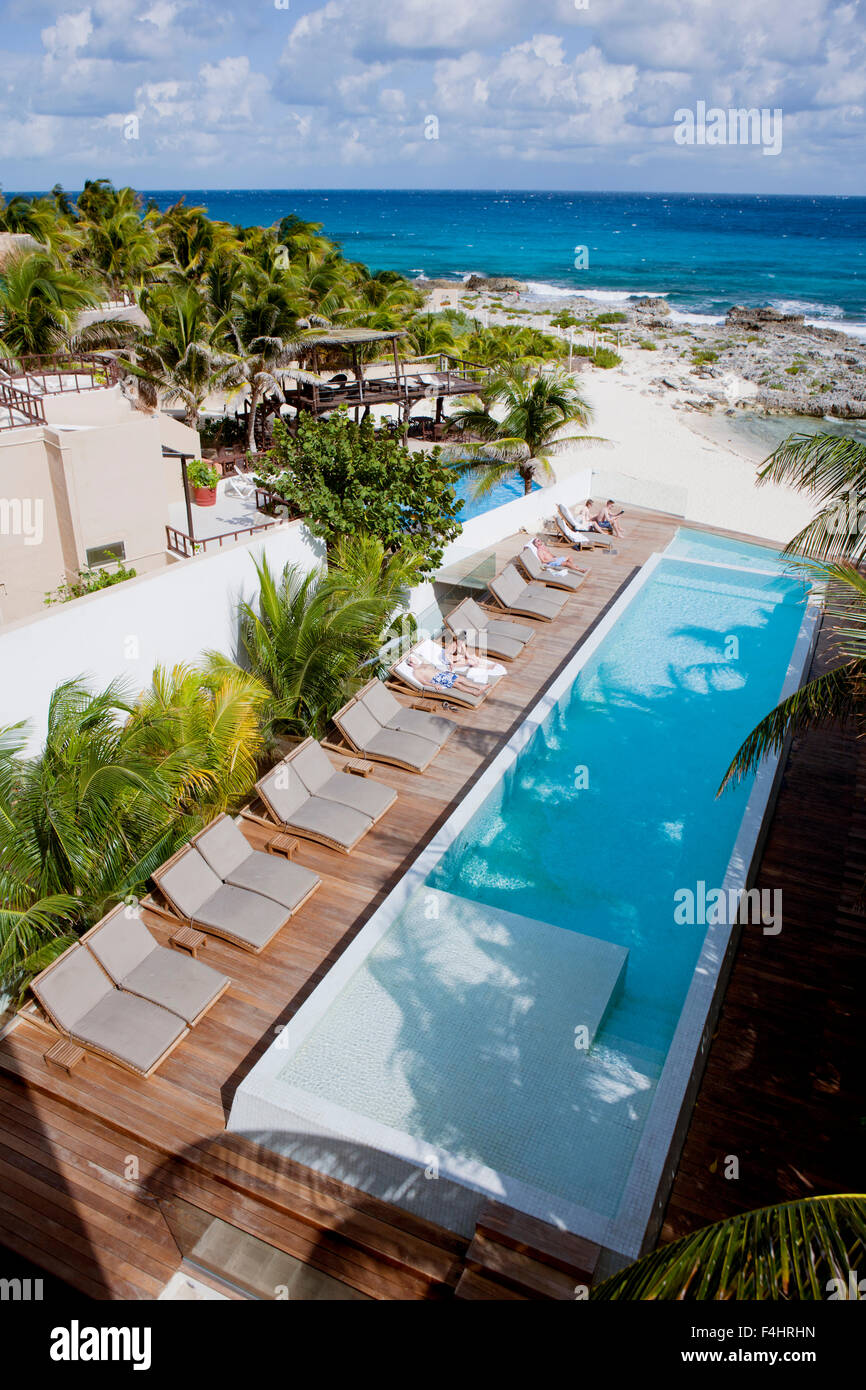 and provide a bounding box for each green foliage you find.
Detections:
[187,458,220,489]
[638,339,658,350]
[0,668,269,1001]
[219,538,420,738]
[691,348,719,364]
[591,311,627,325]
[592,1195,866,1300]
[253,413,462,576]
[44,565,137,606]
[591,347,622,369]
